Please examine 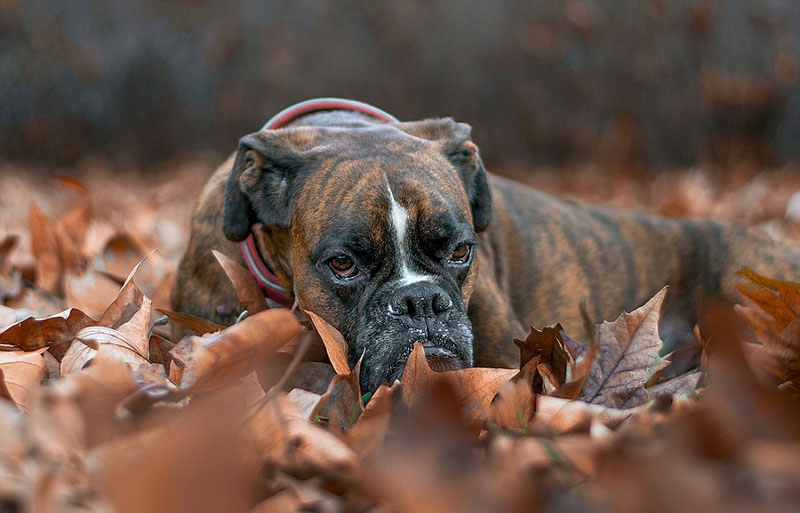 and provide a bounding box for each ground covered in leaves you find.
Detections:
[2,159,800,513]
